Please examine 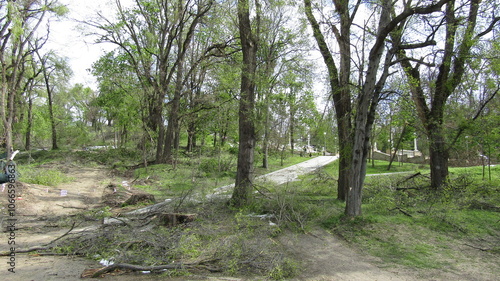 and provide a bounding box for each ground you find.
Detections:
[0,160,496,280]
